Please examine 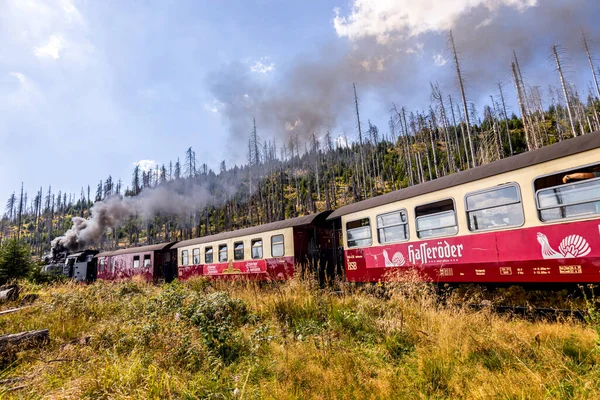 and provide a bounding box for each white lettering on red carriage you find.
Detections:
[408,241,464,265]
